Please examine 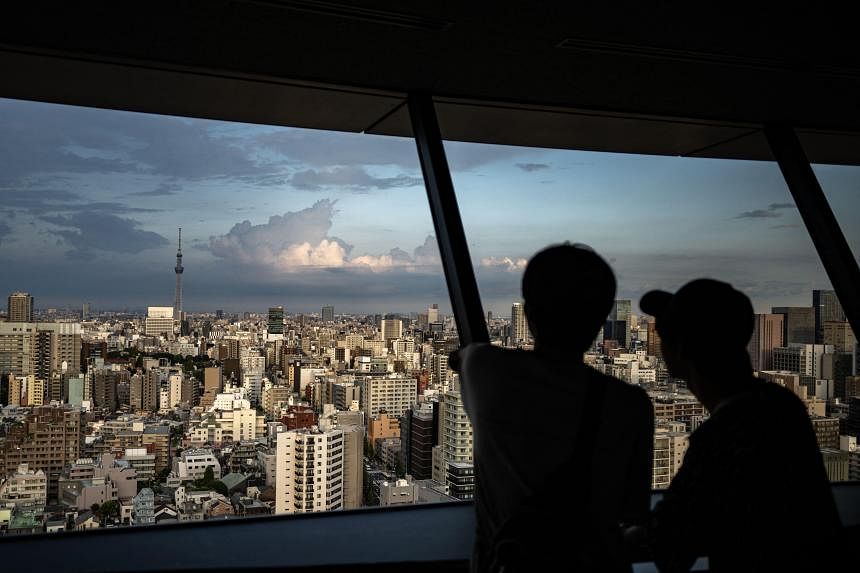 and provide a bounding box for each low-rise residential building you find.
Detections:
[0,463,48,508]
[171,448,221,482]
